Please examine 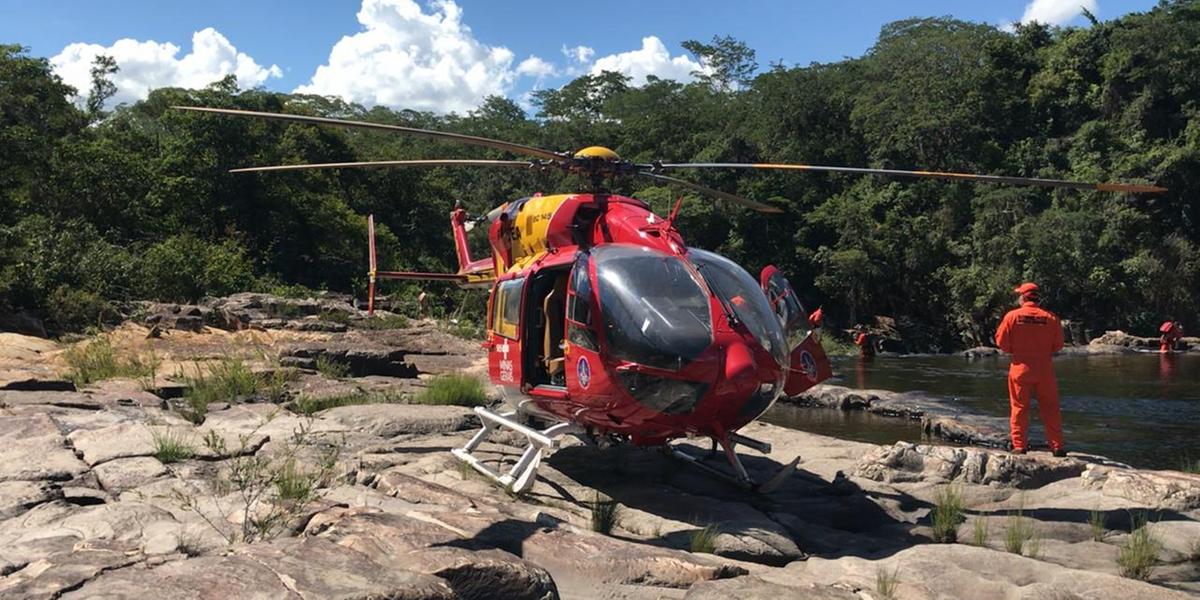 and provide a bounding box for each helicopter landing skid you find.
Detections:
[452,406,583,494]
[665,432,800,493]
